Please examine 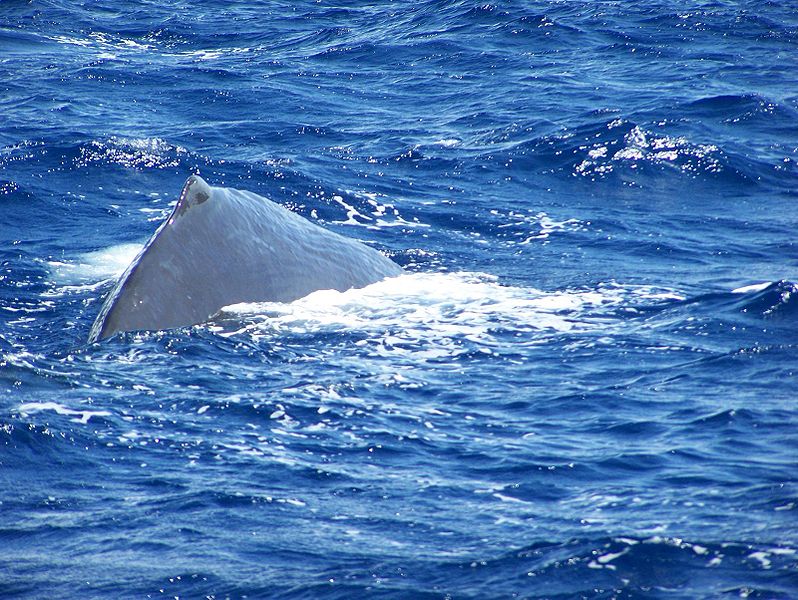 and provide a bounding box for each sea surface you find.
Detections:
[2,1,797,598]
